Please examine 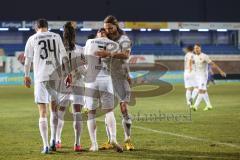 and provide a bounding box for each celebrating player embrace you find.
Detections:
[96,15,134,151]
[84,28,123,152]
